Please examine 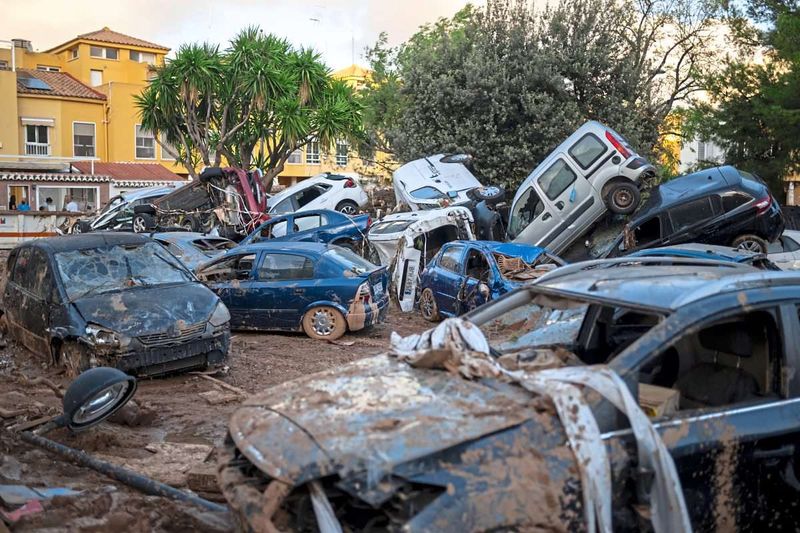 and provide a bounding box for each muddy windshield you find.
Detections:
[56,242,193,300]
[479,293,663,364]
